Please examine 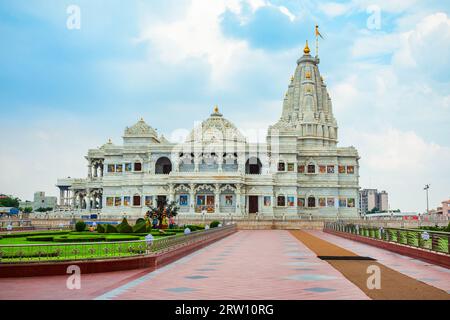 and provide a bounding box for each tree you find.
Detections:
[24,207,33,213]
[146,199,179,228]
[0,196,20,208]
